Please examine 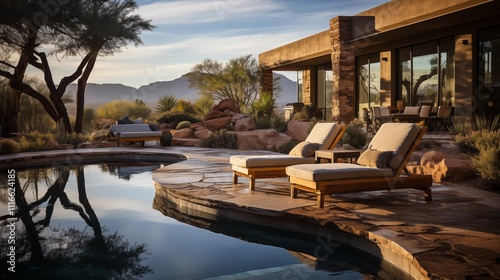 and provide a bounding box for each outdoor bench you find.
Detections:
[109,124,162,146]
